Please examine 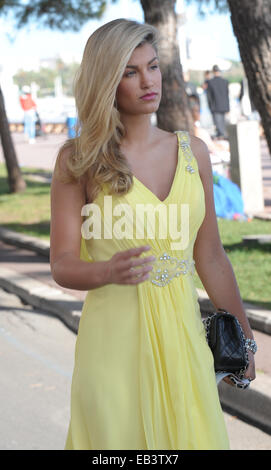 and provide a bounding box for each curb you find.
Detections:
[253,212,271,221]
[197,288,271,335]
[218,374,271,434]
[1,226,271,432]
[0,266,81,334]
[0,227,50,257]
